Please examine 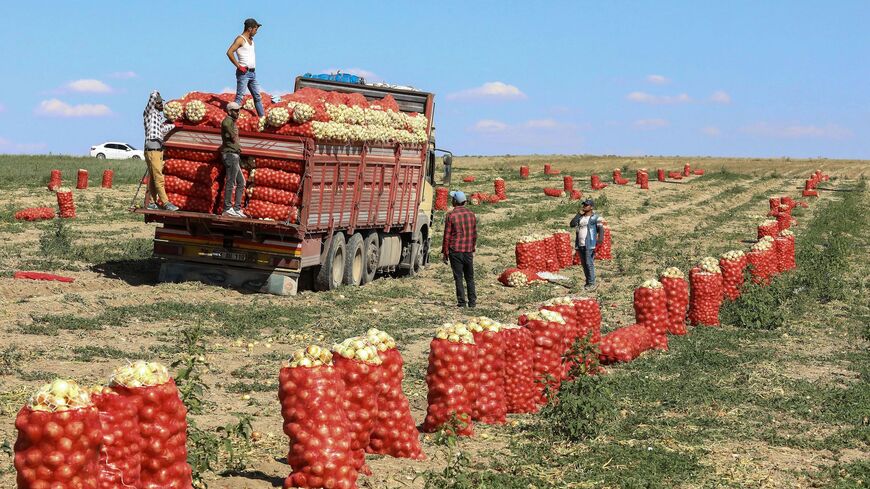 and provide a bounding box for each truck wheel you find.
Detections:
[361,232,380,285]
[315,233,346,291]
[343,233,364,286]
[403,242,424,277]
